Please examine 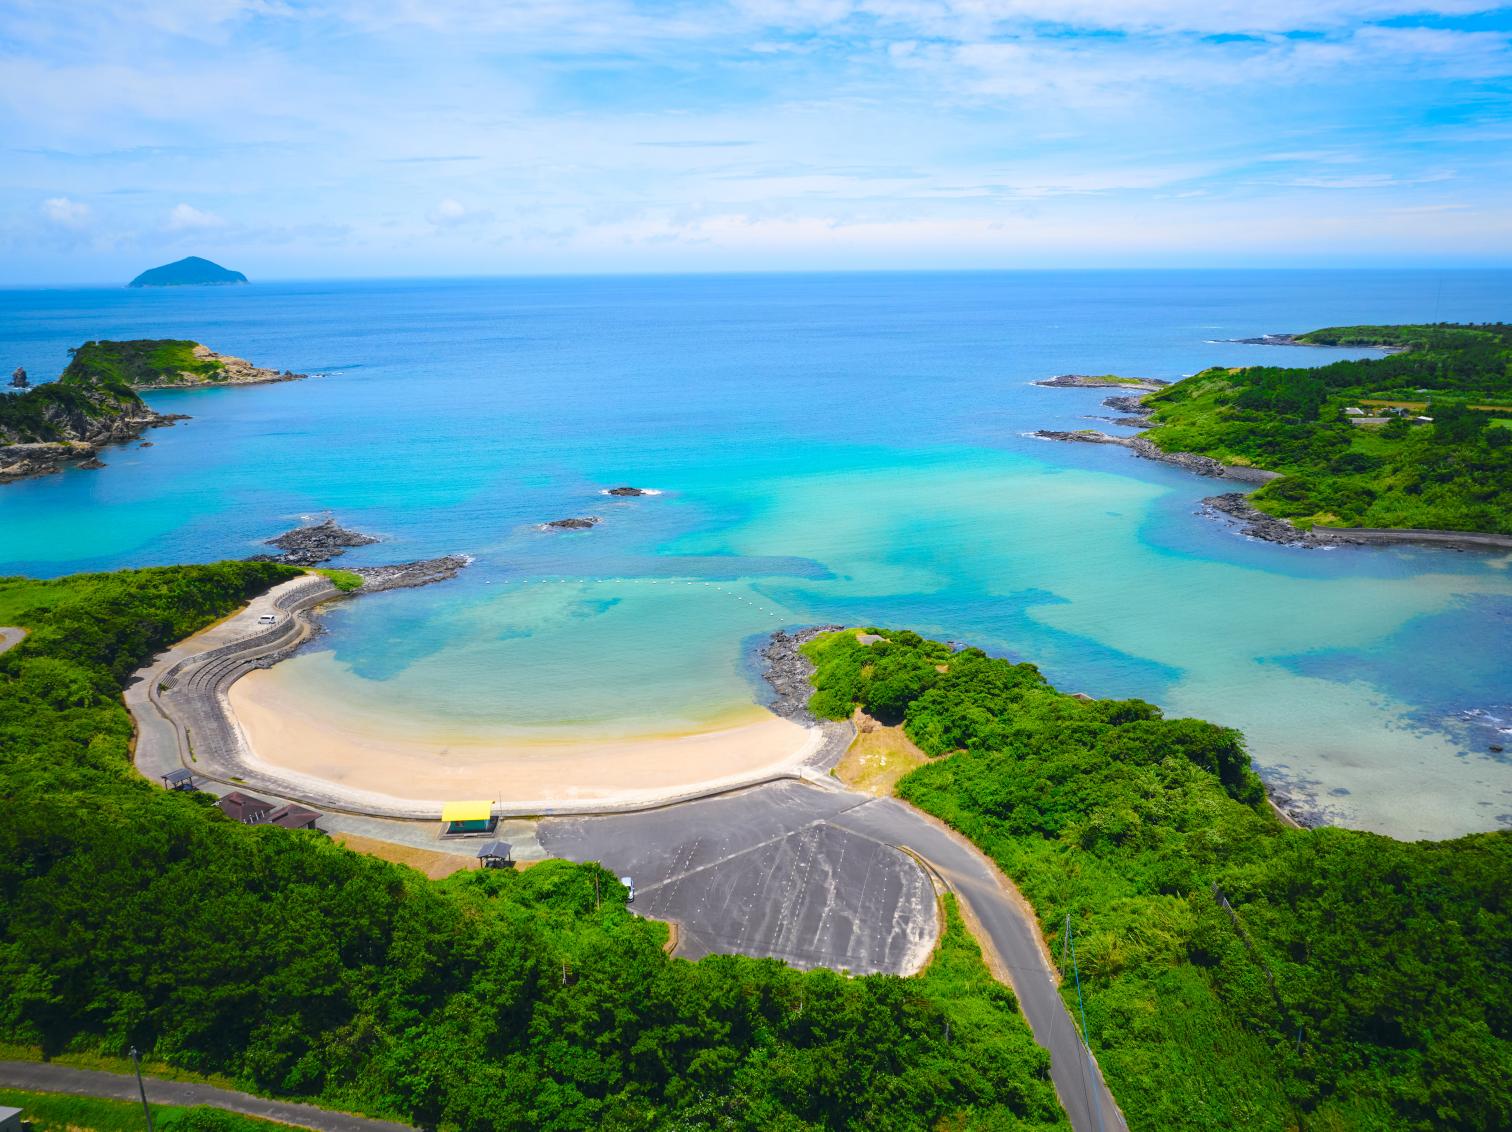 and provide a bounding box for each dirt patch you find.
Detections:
[832,710,930,796]
[333,832,477,879]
